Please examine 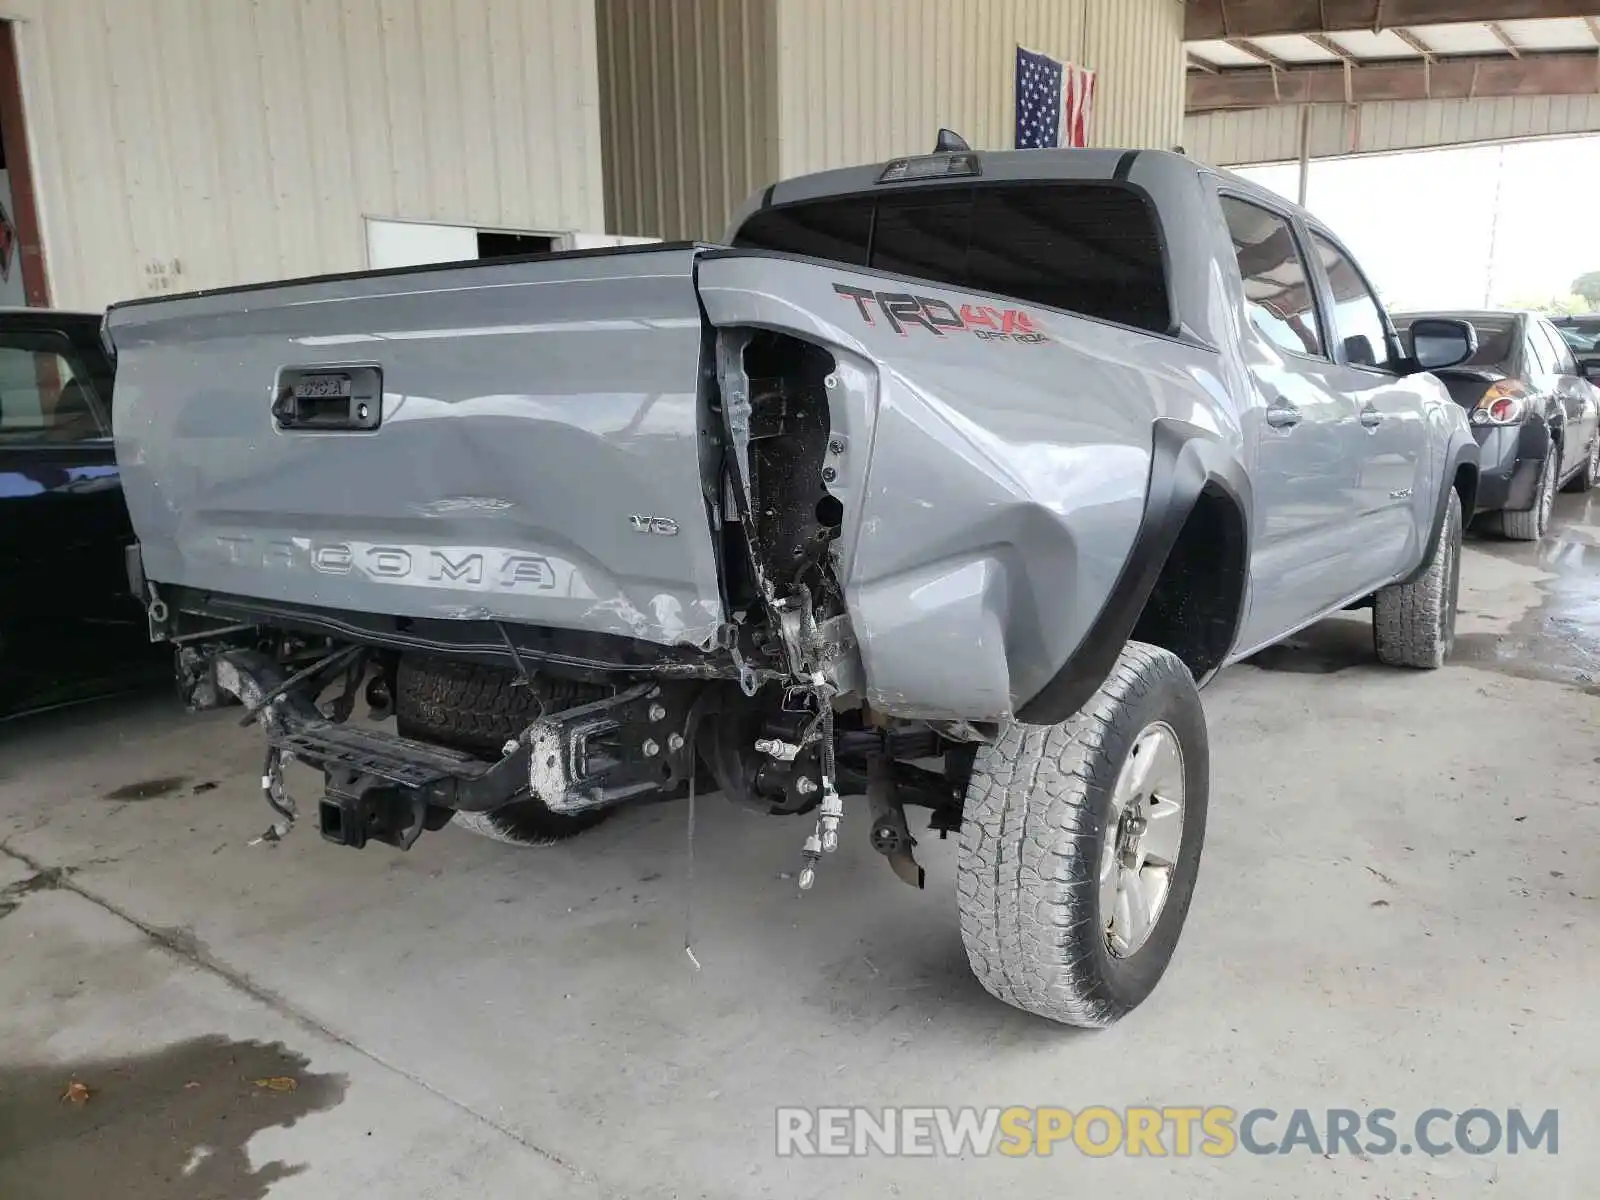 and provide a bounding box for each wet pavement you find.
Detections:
[0,847,596,1200]
[0,1035,346,1200]
[1248,489,1600,690]
[1453,490,1600,689]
